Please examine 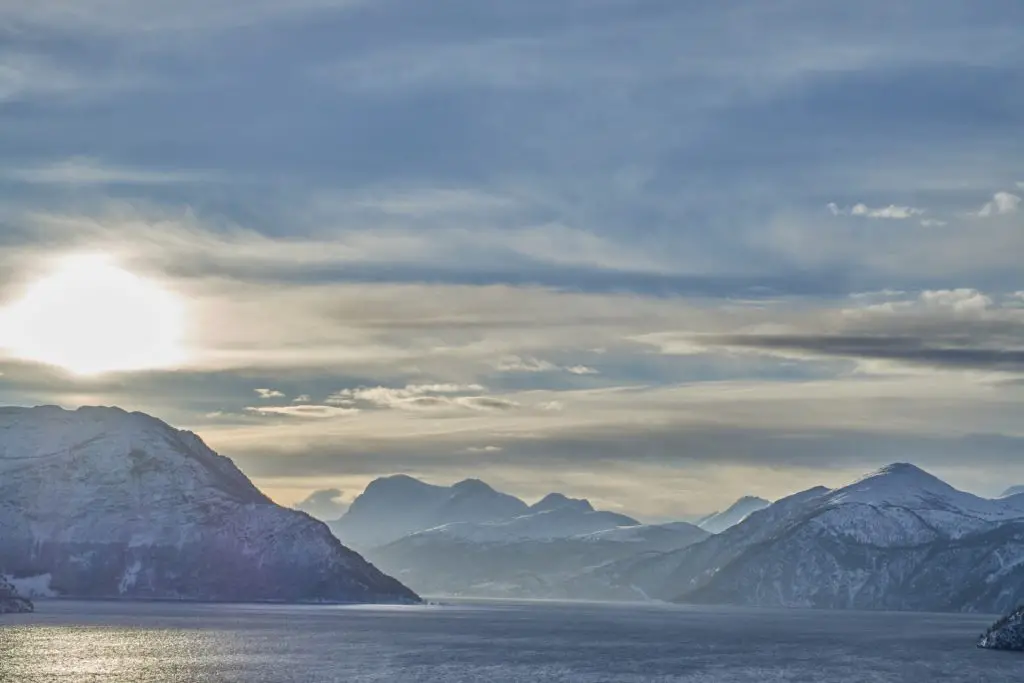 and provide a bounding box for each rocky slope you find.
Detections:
[0,406,418,604]
[0,576,33,614]
[979,606,1024,650]
[597,464,1024,612]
